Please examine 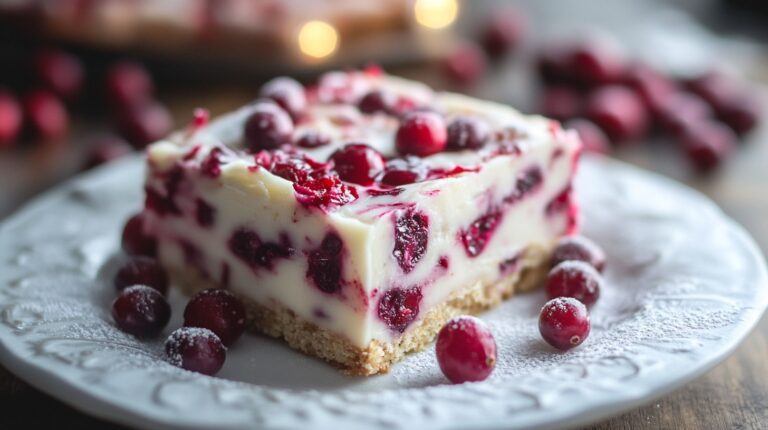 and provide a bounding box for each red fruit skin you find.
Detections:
[654,92,713,137]
[687,72,761,135]
[118,101,173,149]
[569,39,625,87]
[436,316,497,384]
[114,256,170,295]
[540,86,582,121]
[260,76,306,119]
[111,285,171,338]
[537,44,574,85]
[0,90,22,147]
[243,100,294,152]
[679,120,736,173]
[551,235,607,272]
[34,49,85,100]
[545,261,603,307]
[564,119,610,155]
[395,111,448,157]
[121,213,157,257]
[330,143,385,186]
[184,288,246,346]
[446,116,490,151]
[23,90,69,141]
[585,85,648,143]
[106,61,154,108]
[622,63,678,113]
[165,327,226,376]
[481,8,526,58]
[443,43,488,86]
[539,297,591,351]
